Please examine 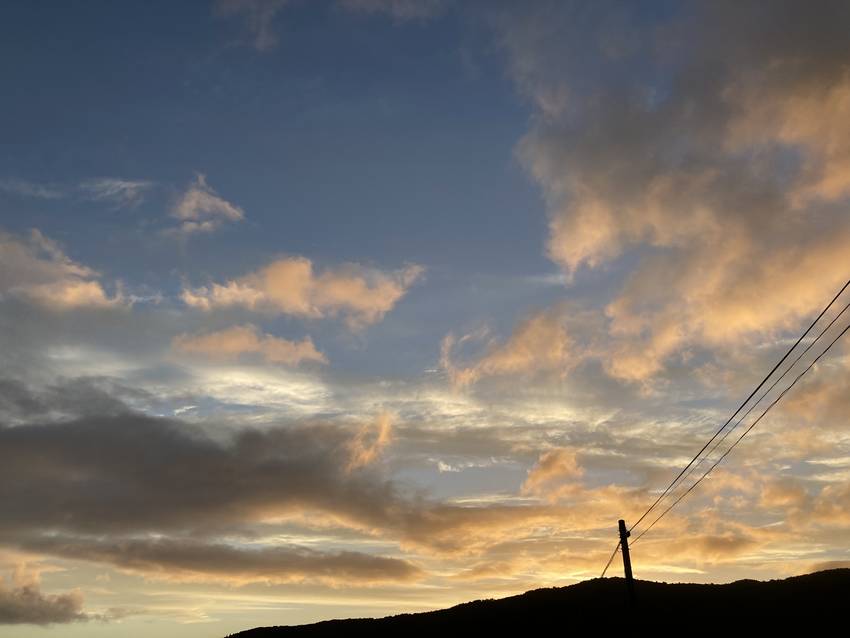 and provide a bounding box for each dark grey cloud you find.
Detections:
[0,376,654,573]
[23,537,420,585]
[0,374,535,583]
[0,377,132,425]
[0,581,86,625]
[0,409,398,537]
[0,375,429,582]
